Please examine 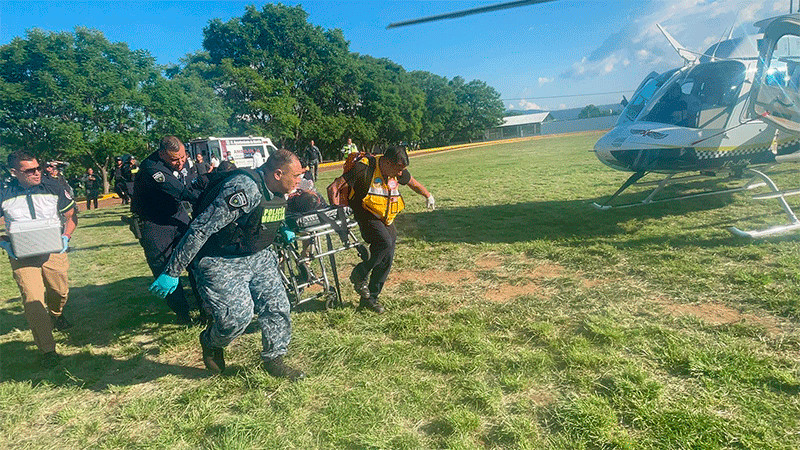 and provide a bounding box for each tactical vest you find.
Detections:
[359,155,405,225]
[195,169,286,258]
